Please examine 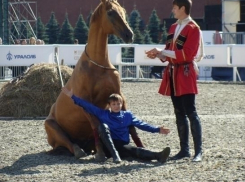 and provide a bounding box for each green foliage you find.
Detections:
[46,12,60,44]
[133,27,144,44]
[139,19,146,33]
[108,34,121,44]
[74,14,89,44]
[129,9,141,31]
[143,28,153,44]
[20,22,33,39]
[58,13,74,44]
[148,9,160,43]
[129,8,145,44]
[160,21,168,44]
[36,16,48,43]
